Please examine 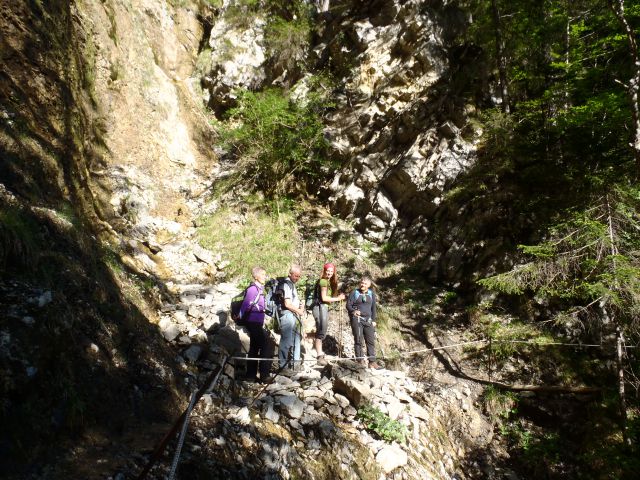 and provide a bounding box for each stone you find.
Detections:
[386,398,405,420]
[334,393,351,409]
[376,444,408,474]
[37,291,52,307]
[408,402,429,421]
[183,345,203,363]
[277,395,305,419]
[333,377,372,407]
[213,325,249,354]
[159,318,180,342]
[231,407,251,425]
[265,403,280,423]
